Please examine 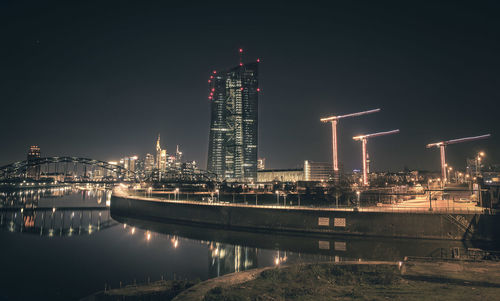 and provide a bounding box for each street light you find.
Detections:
[215,189,219,203]
[175,188,179,200]
[275,190,279,206]
[356,191,361,207]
